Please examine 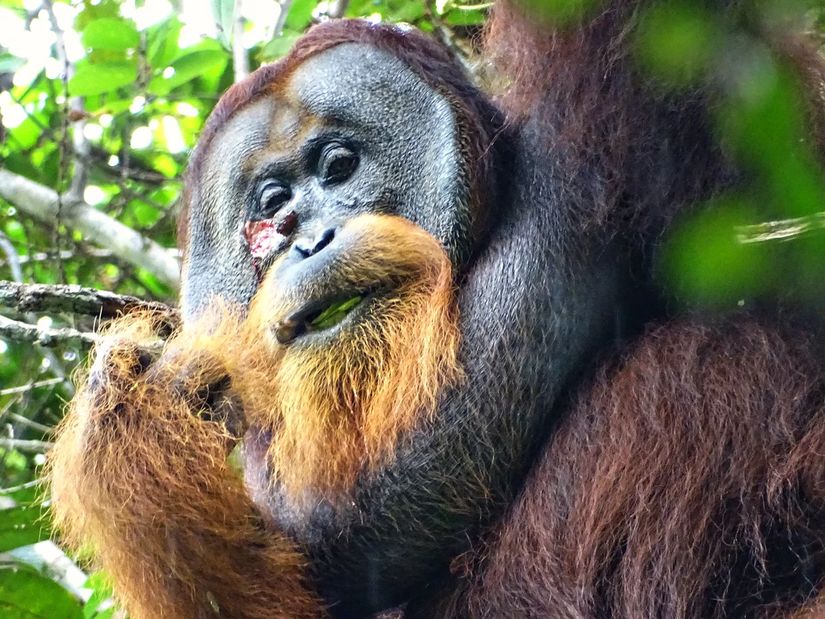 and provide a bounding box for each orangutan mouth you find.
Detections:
[273,293,368,345]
